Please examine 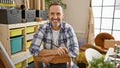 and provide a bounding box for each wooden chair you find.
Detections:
[33,54,71,68]
[85,48,102,64]
[0,42,15,68]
